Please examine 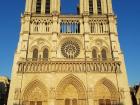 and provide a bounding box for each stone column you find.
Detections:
[51,16,58,58]
[32,0,37,13]
[57,0,61,14]
[102,0,107,14]
[107,0,113,14]
[41,0,46,14]
[93,0,97,14]
[25,0,33,13]
[80,0,84,14]
[83,0,89,15]
[83,16,90,58]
